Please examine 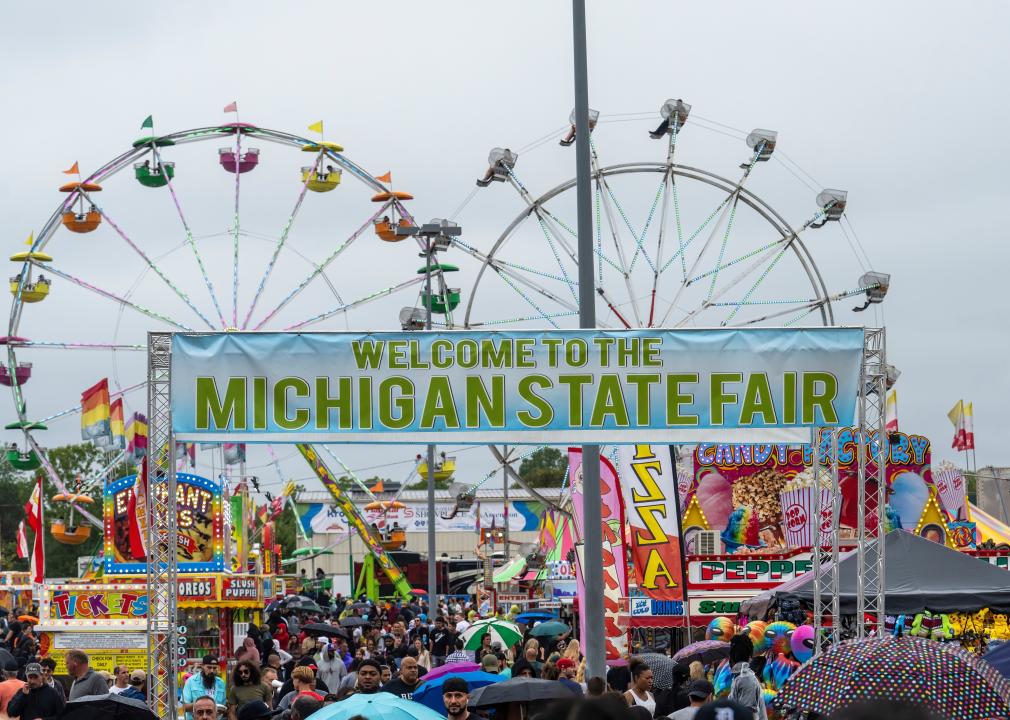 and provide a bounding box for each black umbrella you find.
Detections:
[0,649,16,673]
[468,678,576,707]
[636,653,675,690]
[302,622,348,639]
[340,616,368,628]
[288,599,323,613]
[59,694,157,720]
[350,602,372,611]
